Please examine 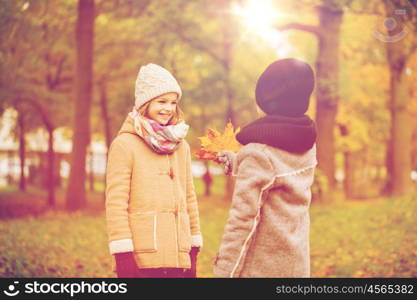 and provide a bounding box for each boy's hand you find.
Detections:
[216,151,236,175]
